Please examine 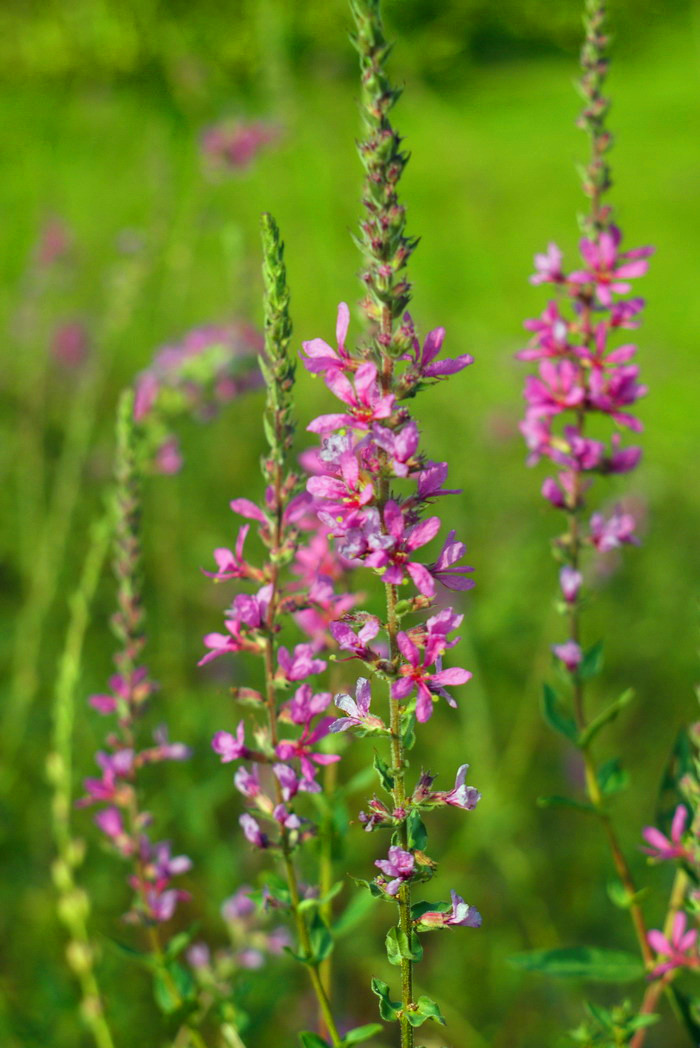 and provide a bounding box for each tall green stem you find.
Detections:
[257,214,342,1046]
[48,512,115,1048]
